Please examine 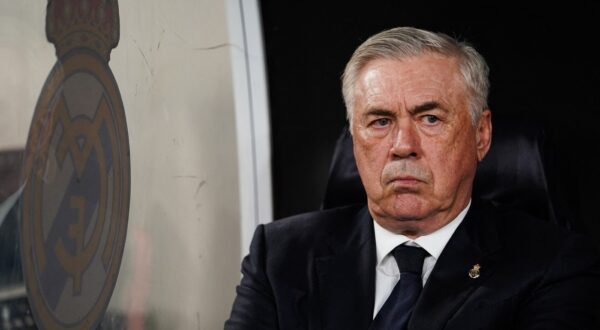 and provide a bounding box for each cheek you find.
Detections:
[353,138,390,184]
[427,132,477,191]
